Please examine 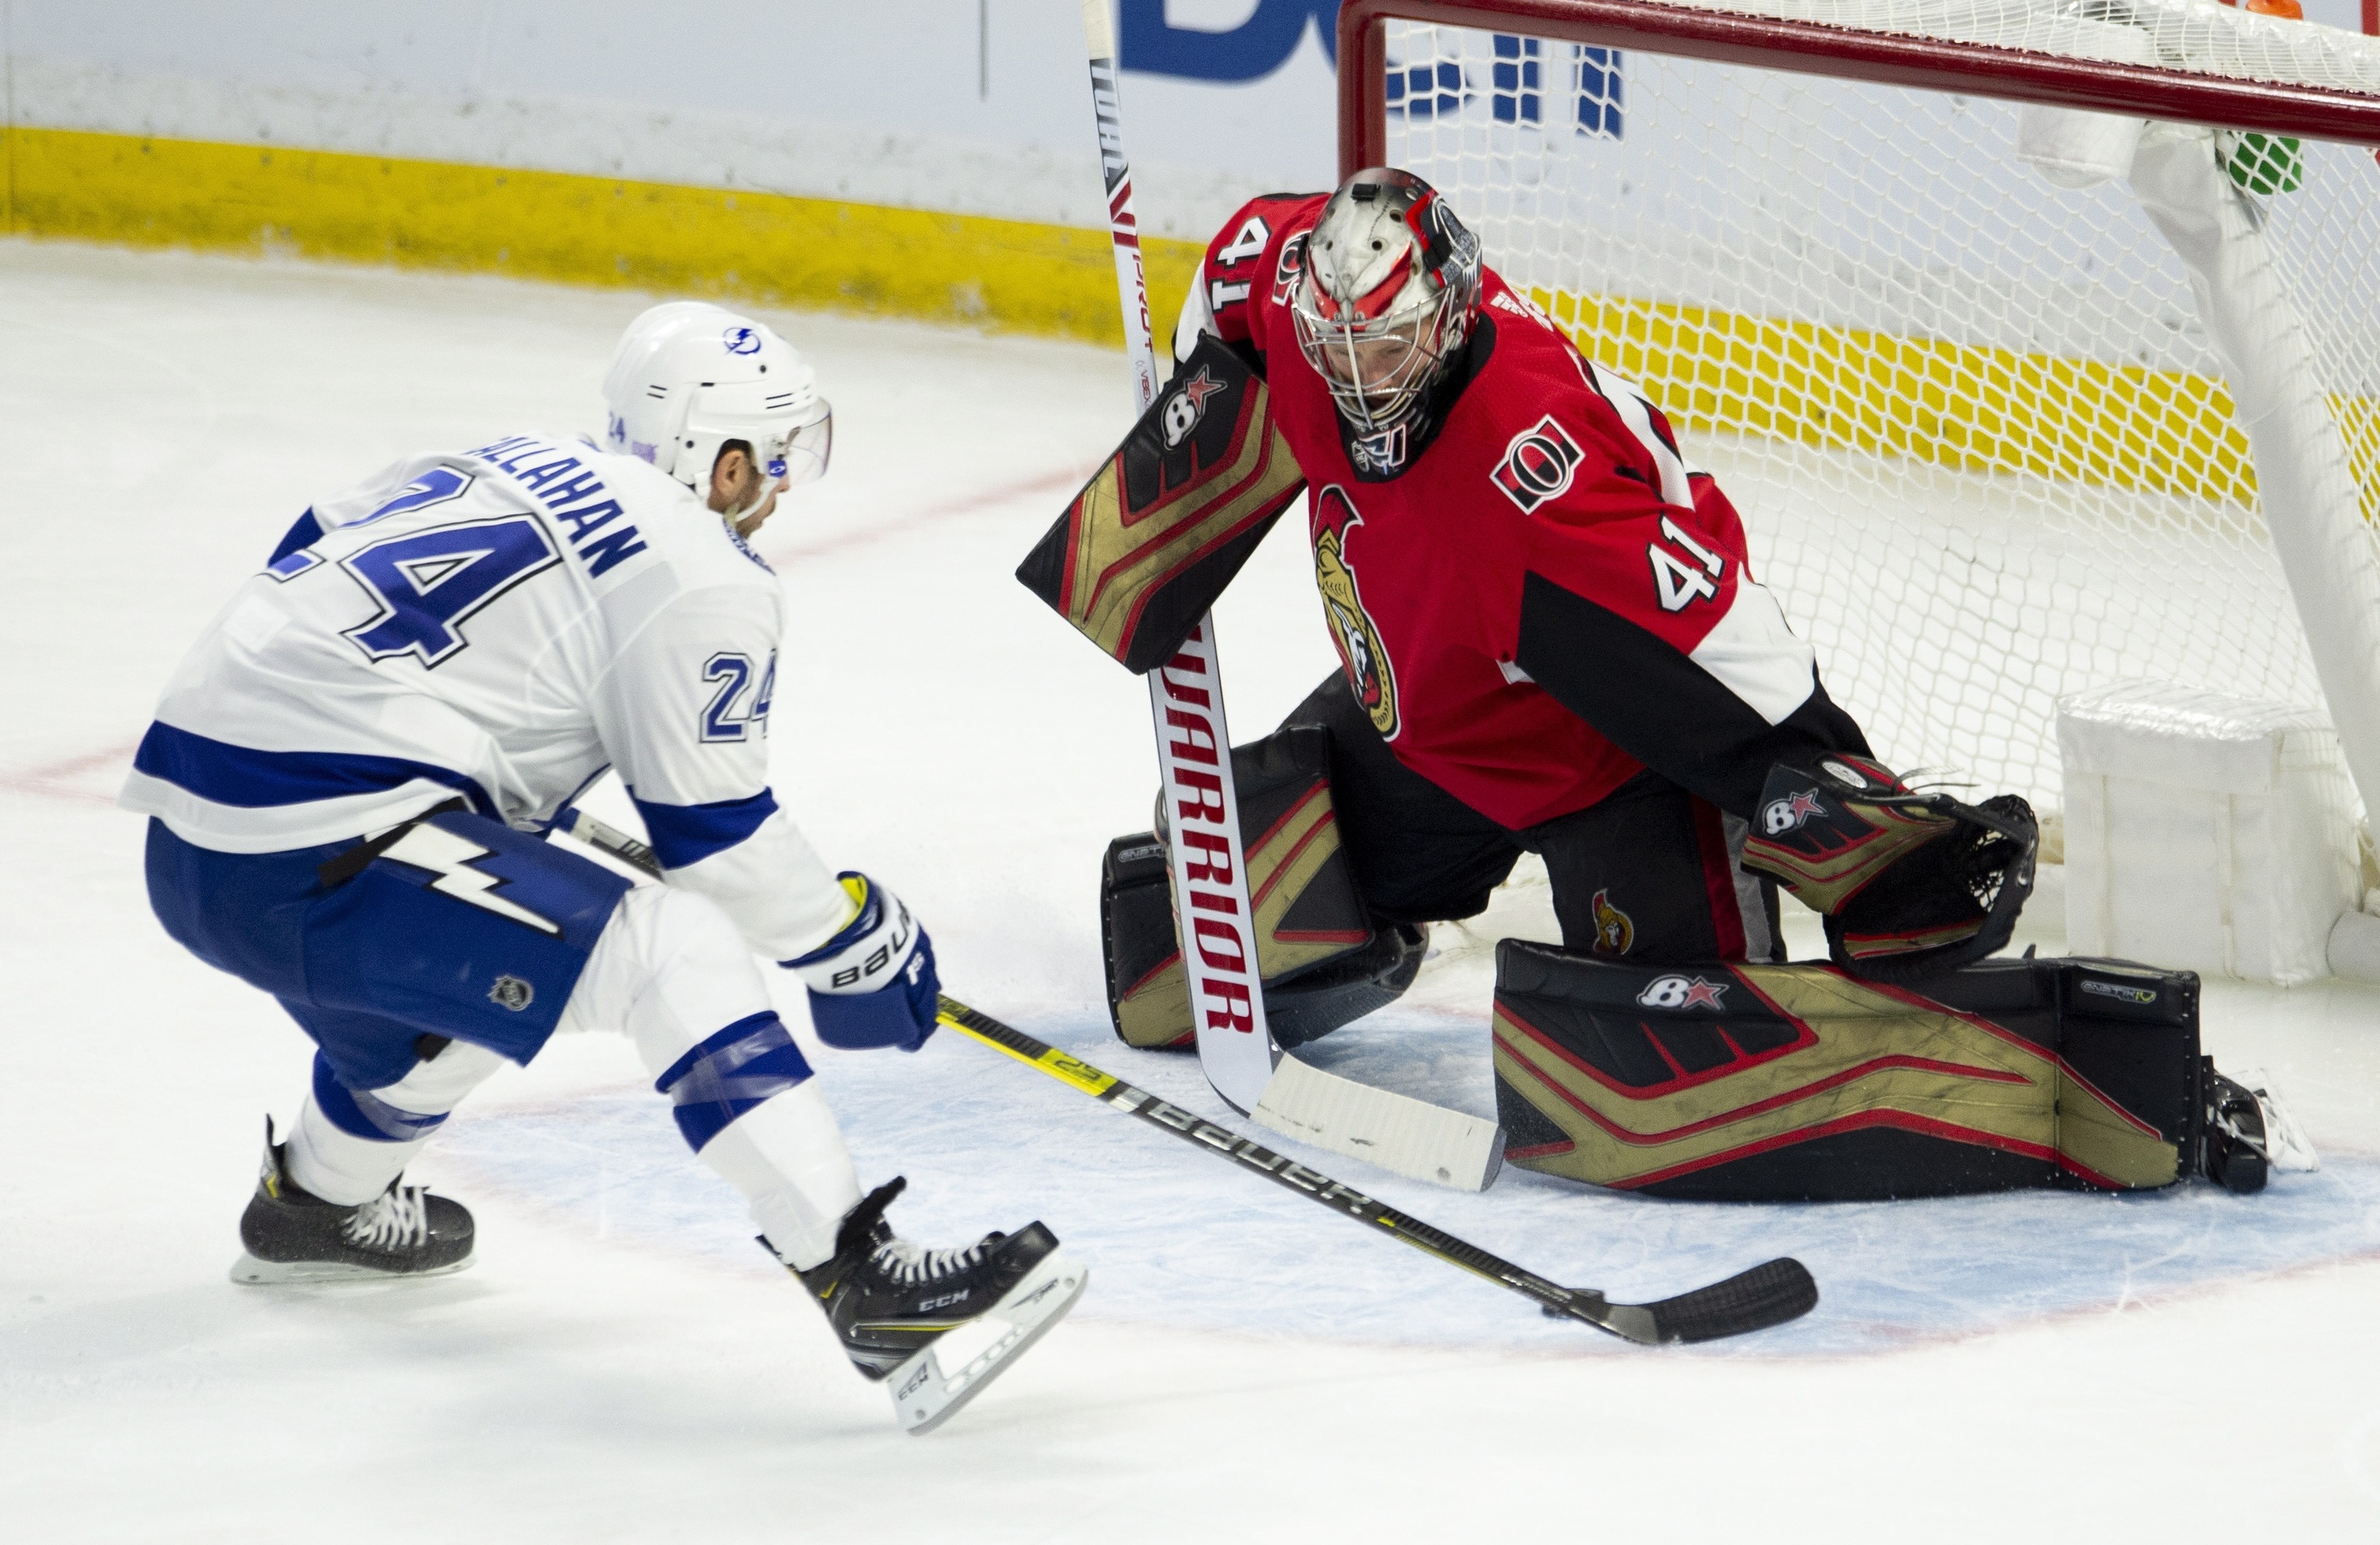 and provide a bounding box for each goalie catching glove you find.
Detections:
[785,873,941,1052]
[1738,755,2036,979]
